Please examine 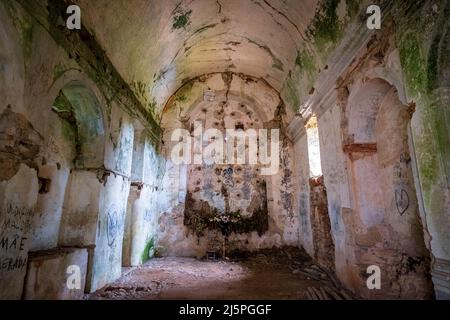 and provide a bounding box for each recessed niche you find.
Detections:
[38,177,51,194]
